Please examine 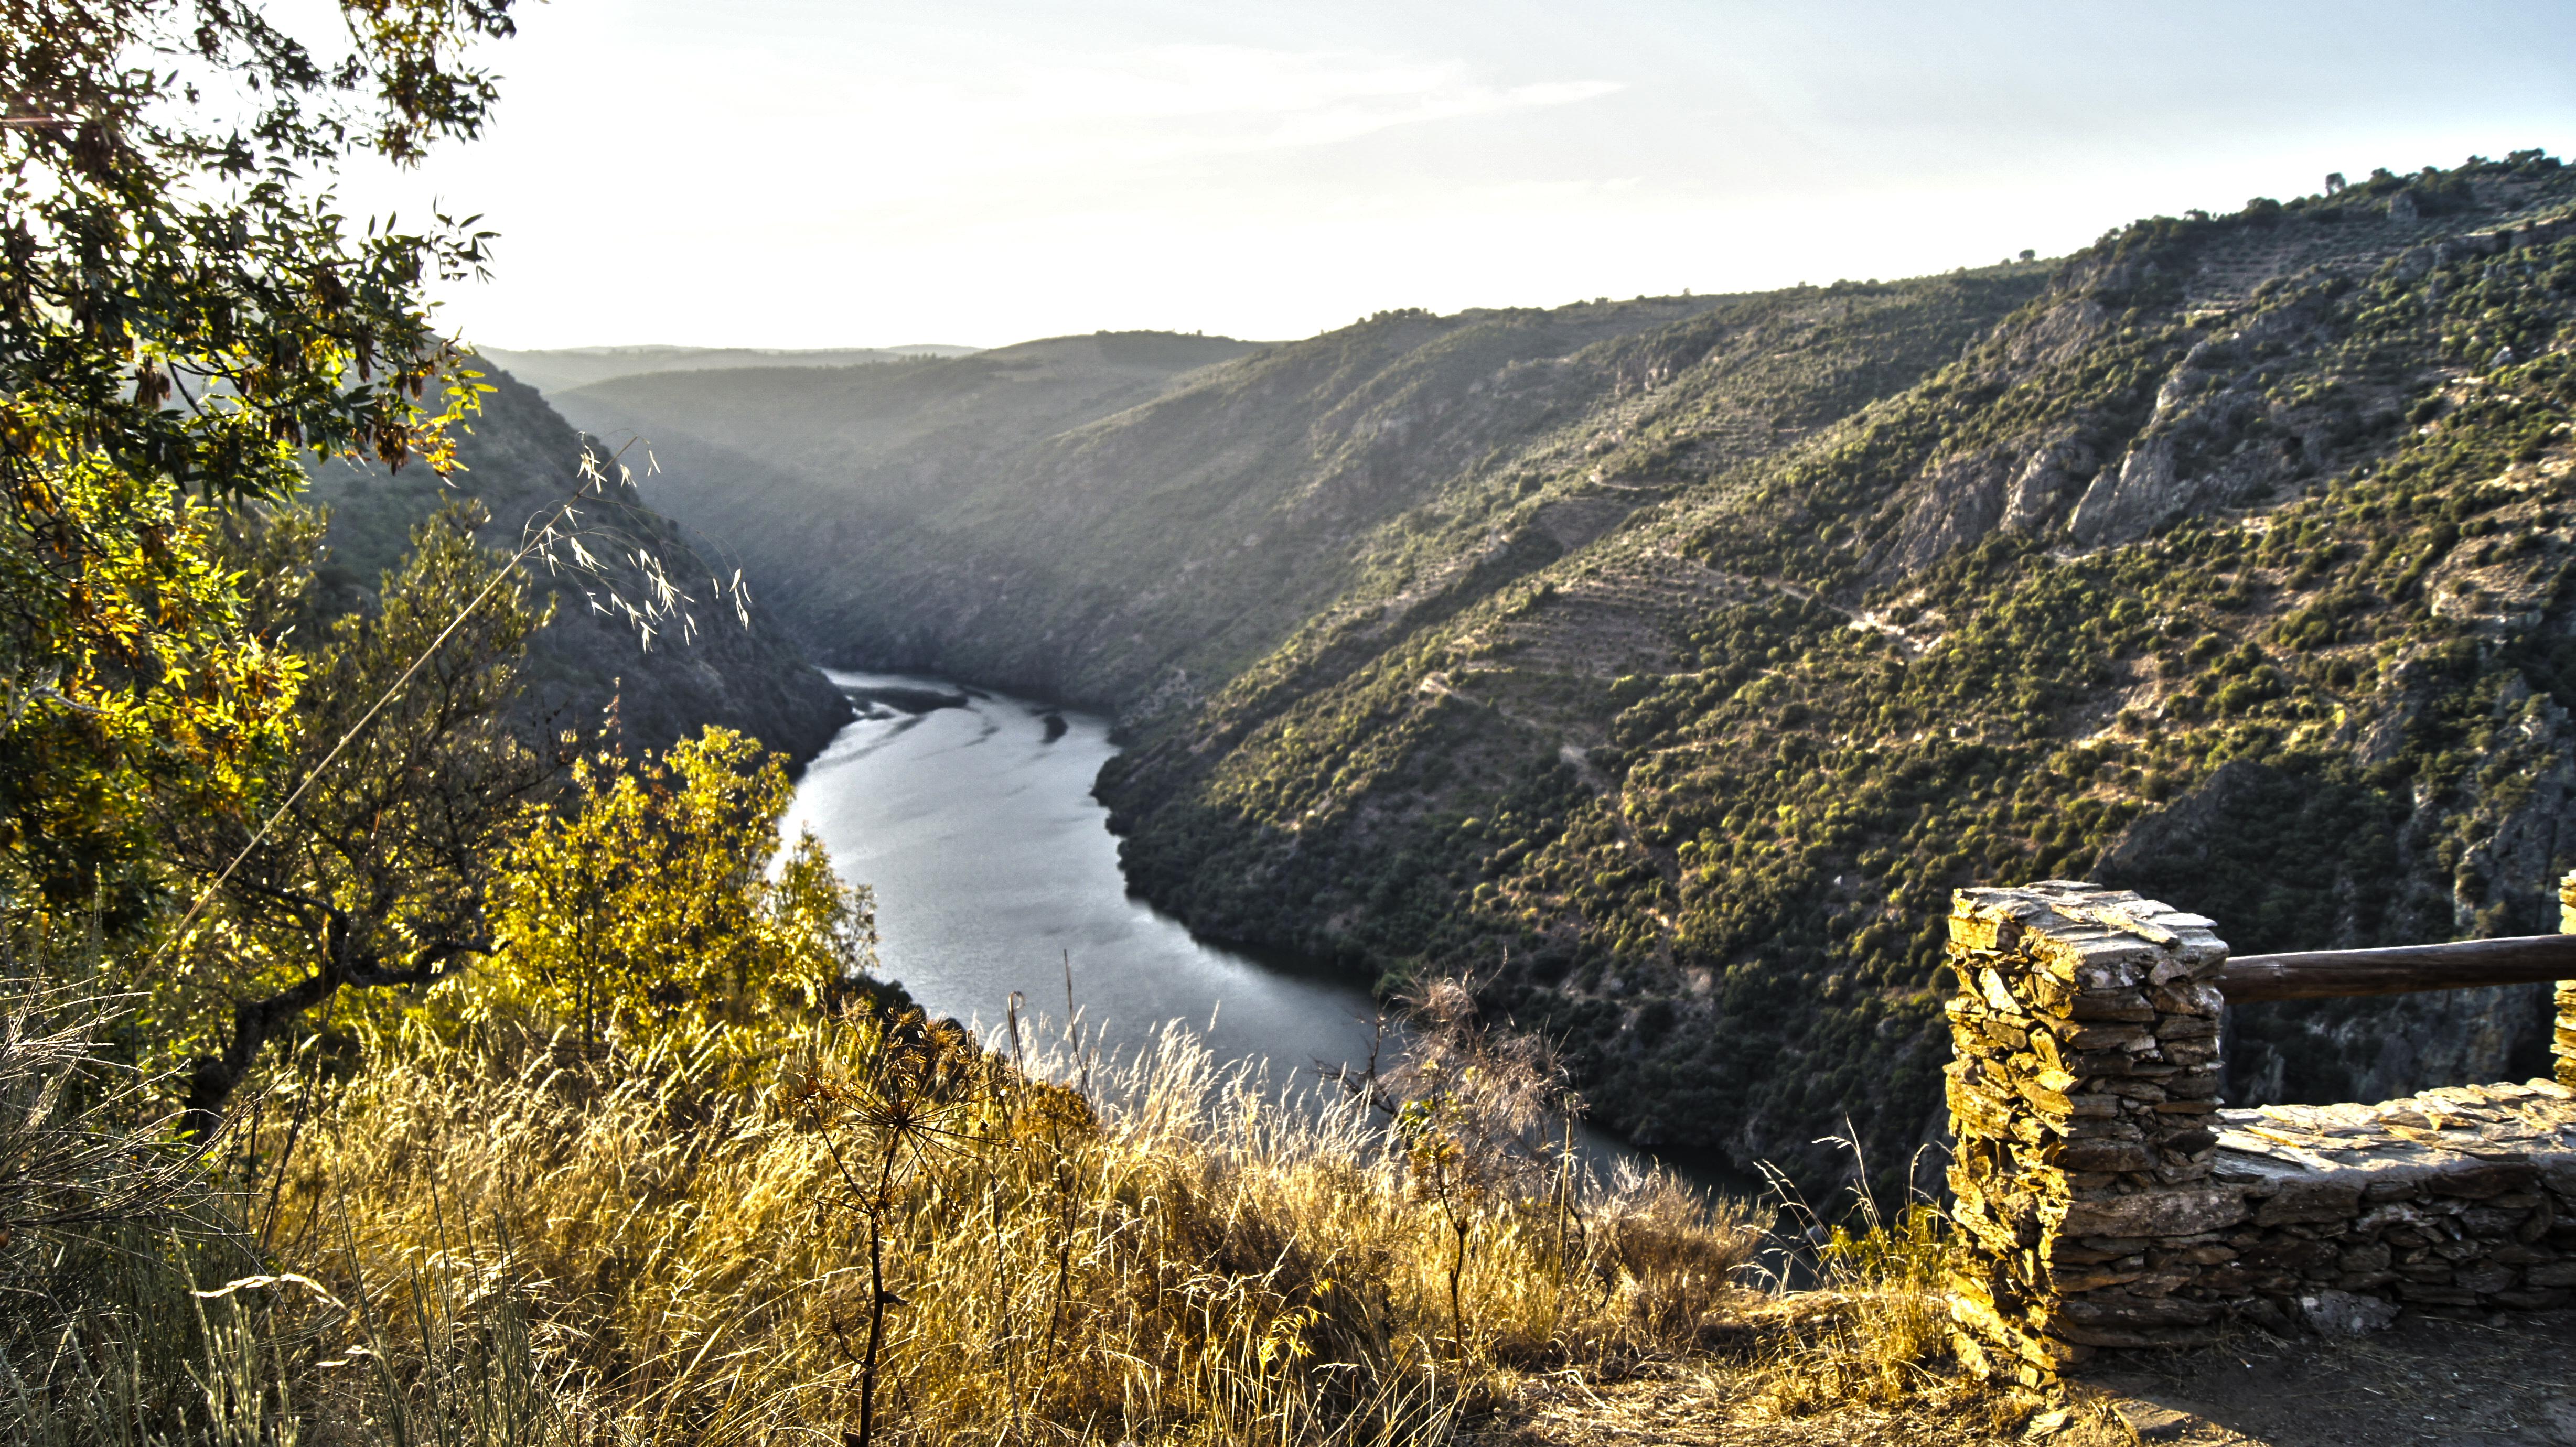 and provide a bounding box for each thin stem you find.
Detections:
[858,1135,901,1447]
[1448,1205,1468,1356]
